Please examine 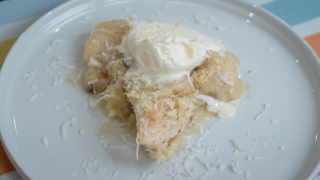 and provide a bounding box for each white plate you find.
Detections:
[1,0,320,180]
